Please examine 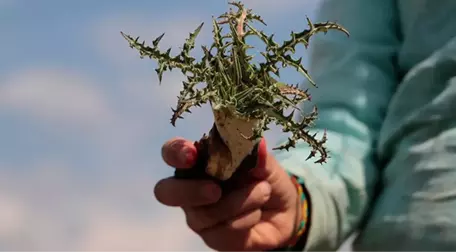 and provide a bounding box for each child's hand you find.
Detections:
[154,137,301,251]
